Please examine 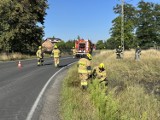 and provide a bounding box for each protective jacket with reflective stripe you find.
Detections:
[36,49,42,58]
[78,58,91,74]
[52,49,60,57]
[93,66,106,81]
[72,49,76,55]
